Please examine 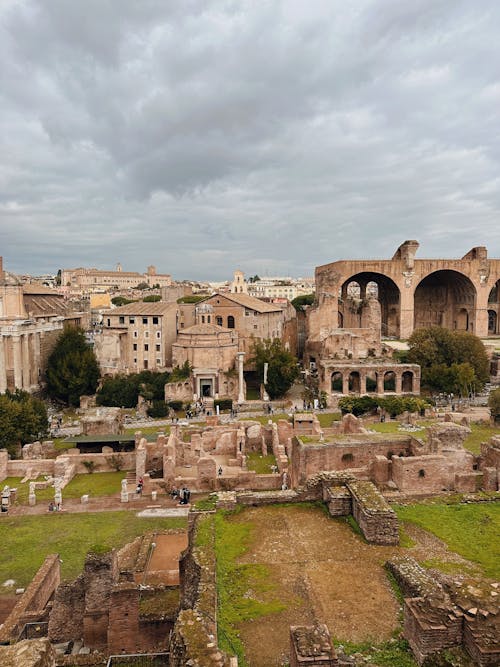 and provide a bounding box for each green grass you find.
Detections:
[123,425,170,438]
[0,511,187,589]
[463,423,500,455]
[337,639,416,667]
[421,558,477,576]
[3,472,126,505]
[214,511,286,666]
[246,453,277,474]
[395,502,500,578]
[238,413,290,425]
[316,412,341,428]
